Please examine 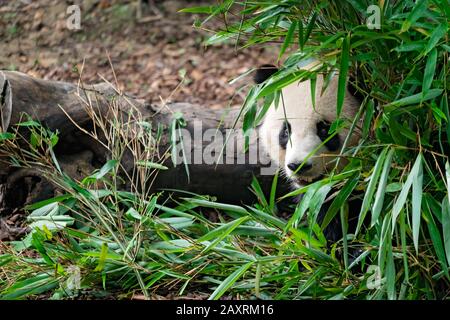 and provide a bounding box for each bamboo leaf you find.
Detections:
[356,147,389,235]
[136,161,168,170]
[321,173,359,230]
[179,6,214,14]
[401,0,428,33]
[423,23,447,55]
[446,161,450,205]
[94,242,108,272]
[392,154,423,230]
[287,182,322,230]
[422,48,437,93]
[200,216,250,252]
[412,154,424,254]
[269,170,279,214]
[442,197,450,267]
[278,20,297,62]
[303,12,317,47]
[82,160,118,184]
[371,148,394,226]
[385,89,443,108]
[337,34,350,117]
[208,262,254,300]
[423,199,449,276]
[386,241,396,300]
